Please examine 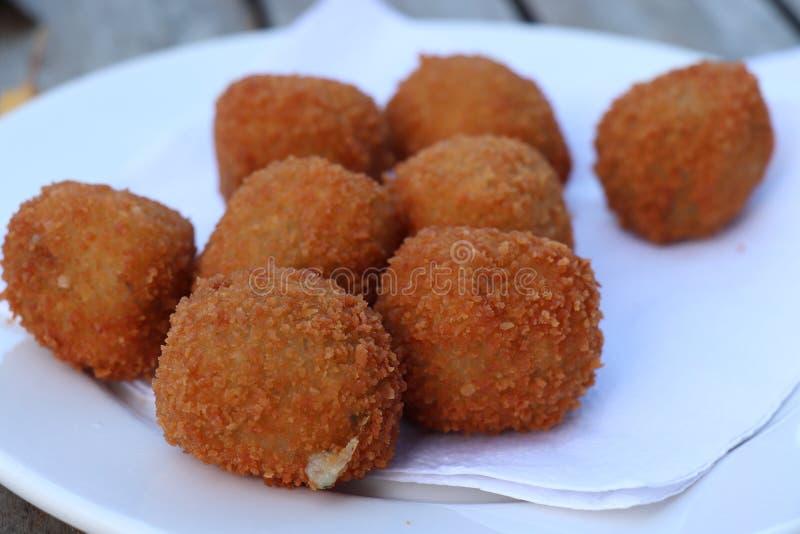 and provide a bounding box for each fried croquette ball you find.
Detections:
[215,75,394,200]
[154,269,404,489]
[375,227,602,433]
[386,54,571,182]
[390,135,573,247]
[595,61,773,243]
[1,181,195,380]
[197,156,404,299]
